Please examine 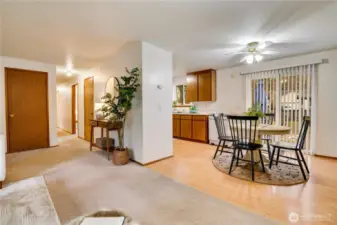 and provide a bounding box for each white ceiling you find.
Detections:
[1,1,337,77]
